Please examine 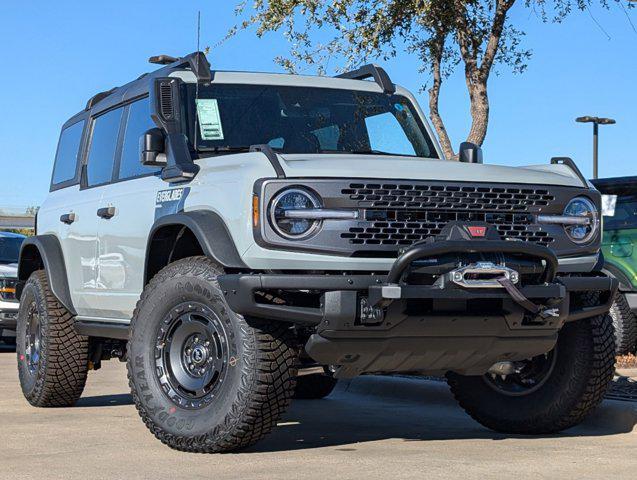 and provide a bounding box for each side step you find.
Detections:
[74,318,129,340]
